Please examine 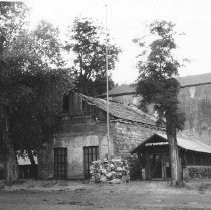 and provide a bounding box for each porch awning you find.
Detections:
[131,133,211,155]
